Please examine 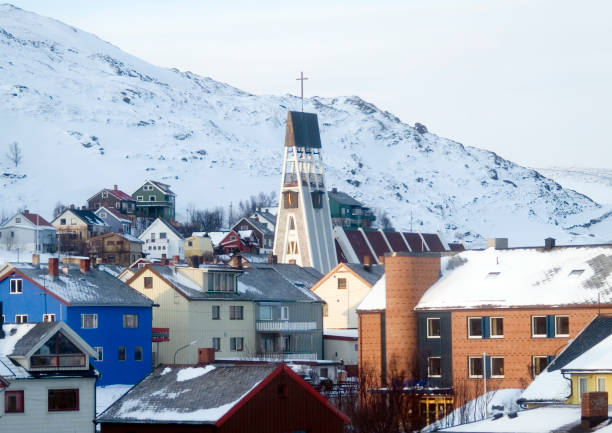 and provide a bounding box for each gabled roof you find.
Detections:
[232,217,274,237]
[88,186,134,203]
[237,264,324,303]
[53,208,106,226]
[139,218,184,241]
[21,212,53,227]
[328,190,363,207]
[311,262,384,293]
[95,206,131,222]
[250,211,276,226]
[285,111,322,149]
[88,232,143,244]
[416,246,612,311]
[96,363,349,425]
[4,263,154,307]
[356,274,386,312]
